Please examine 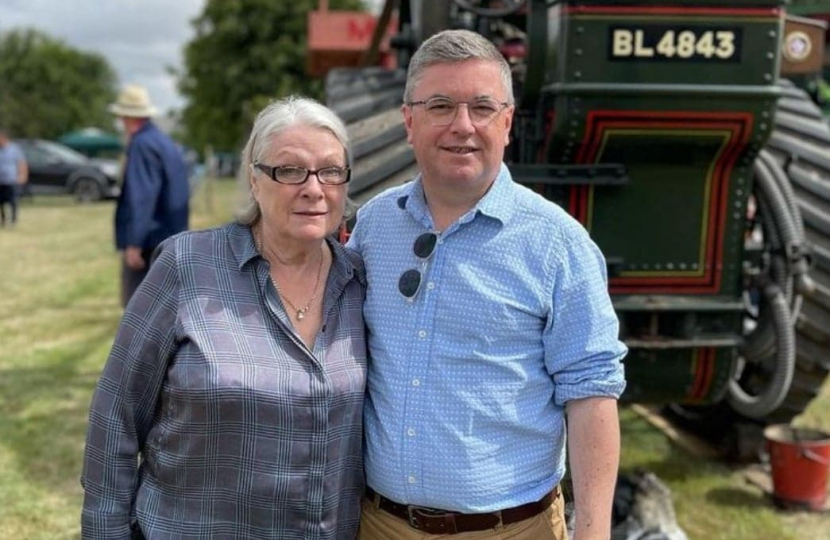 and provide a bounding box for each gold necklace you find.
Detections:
[255,229,324,321]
